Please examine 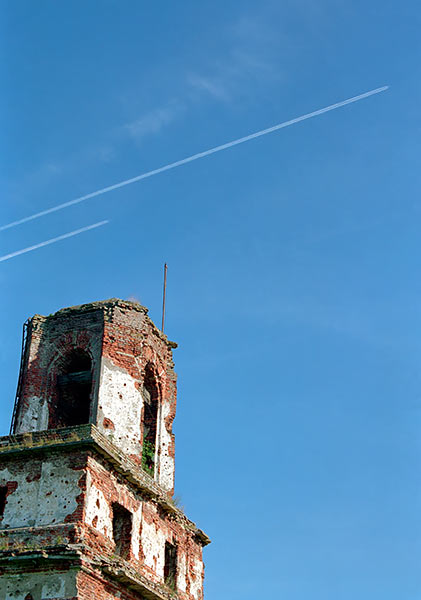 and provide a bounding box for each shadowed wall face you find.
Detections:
[13,305,104,435]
